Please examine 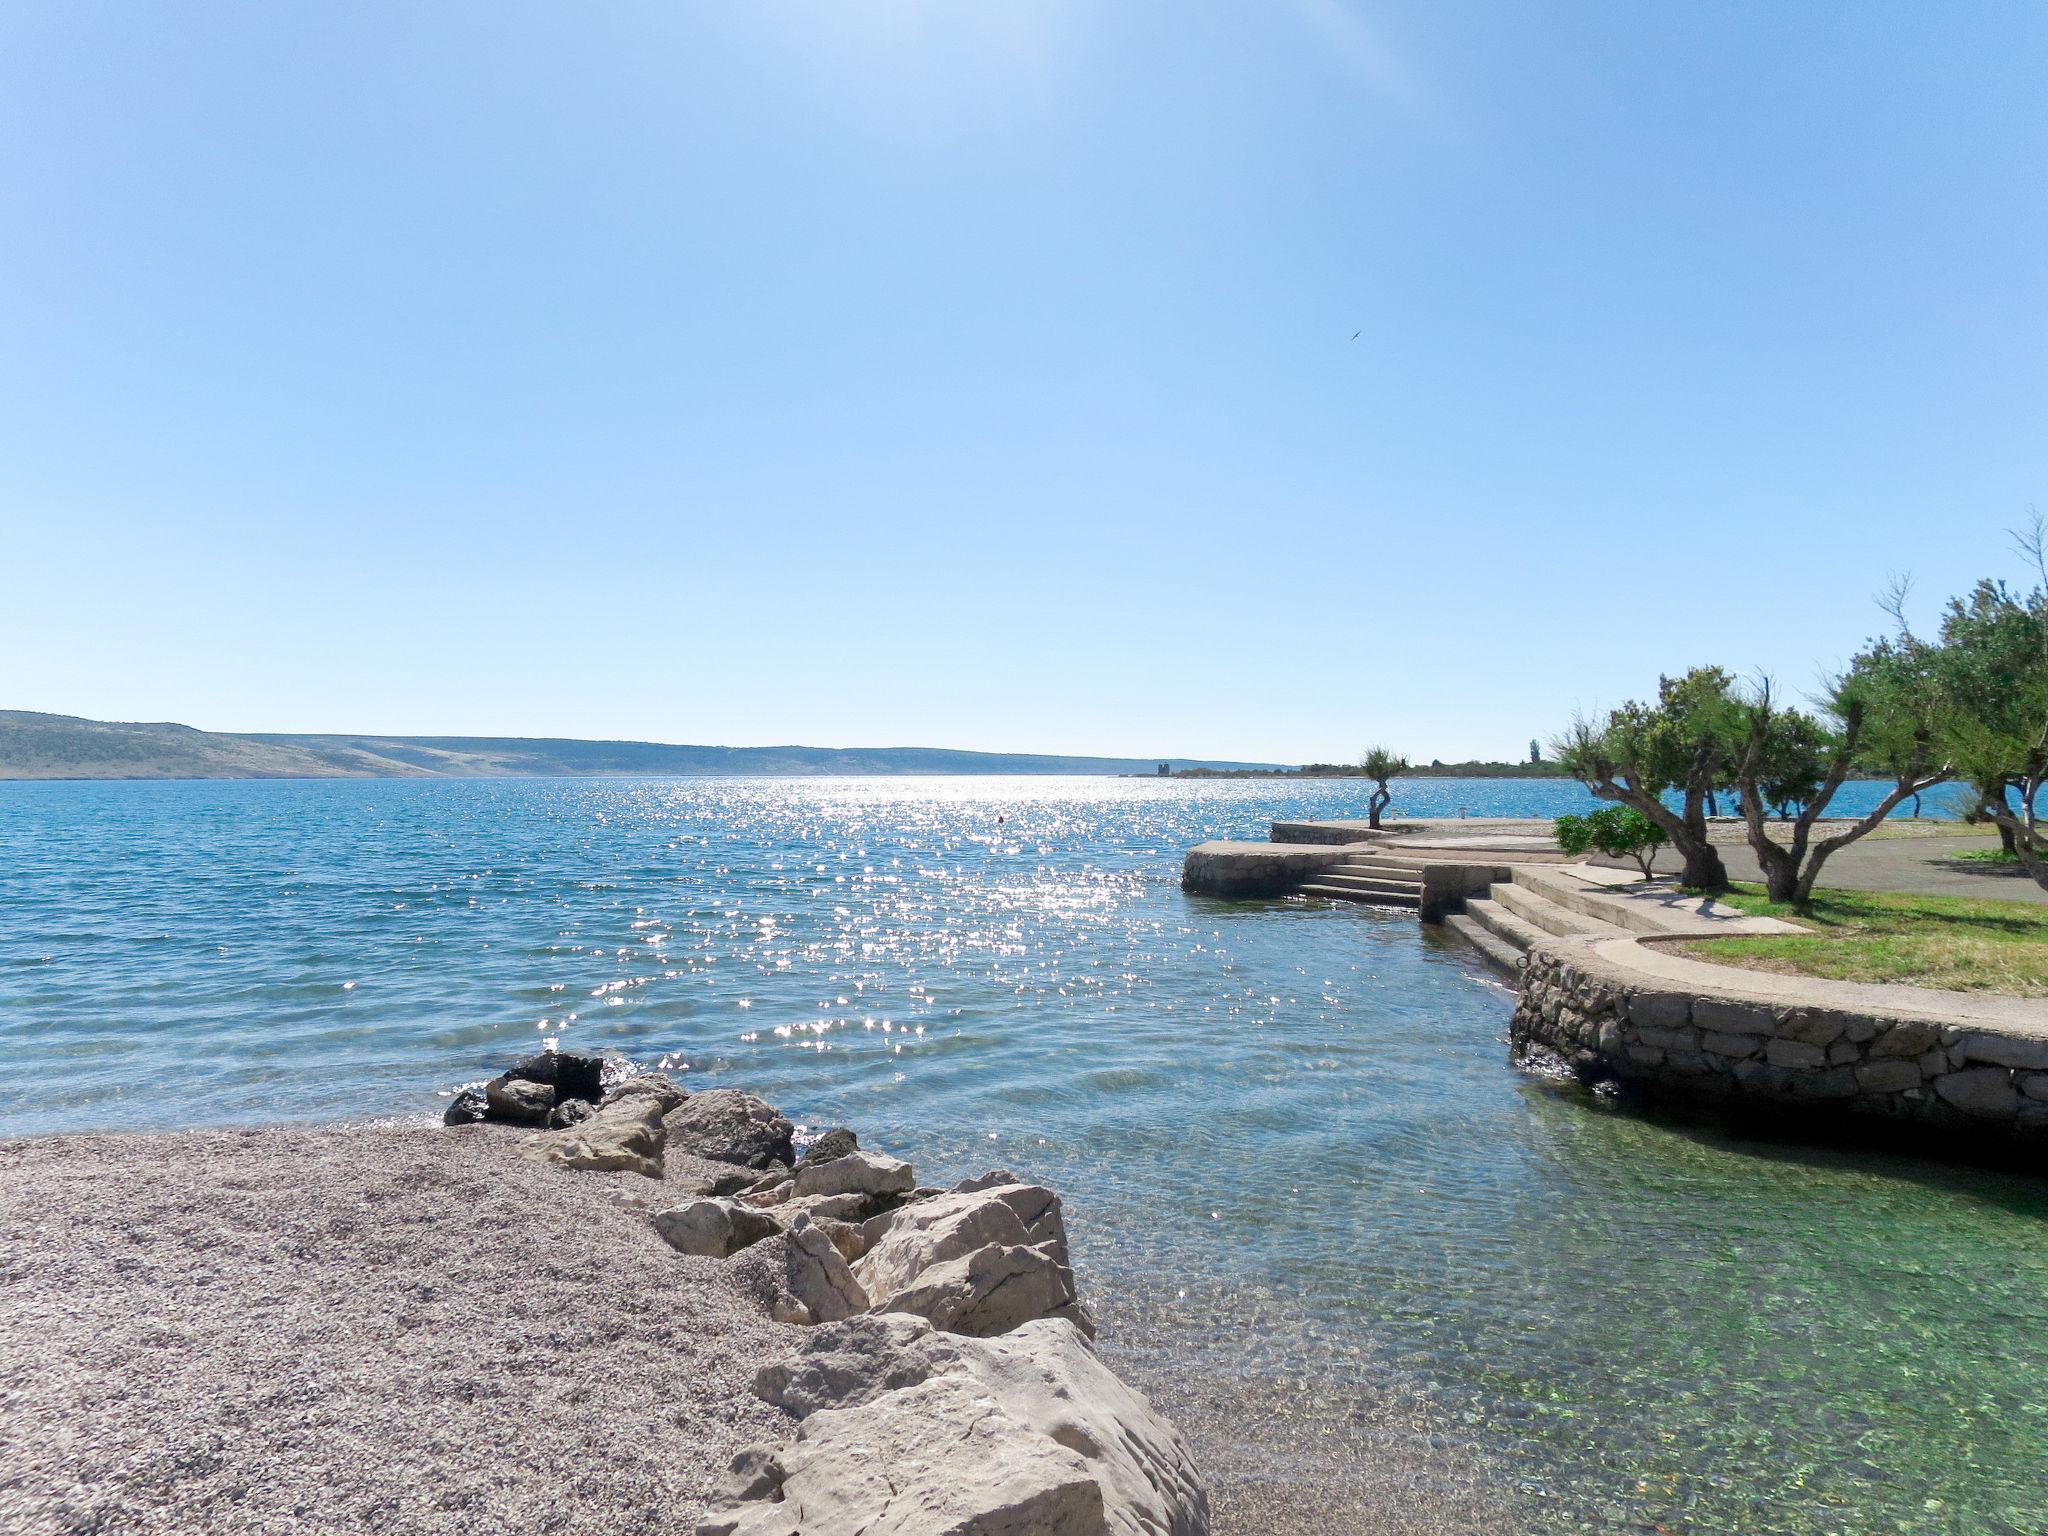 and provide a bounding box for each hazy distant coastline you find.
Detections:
[0,711,1287,782]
